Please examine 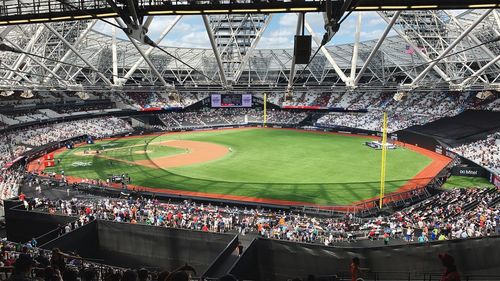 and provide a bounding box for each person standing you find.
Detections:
[439,253,461,281]
[350,257,361,281]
